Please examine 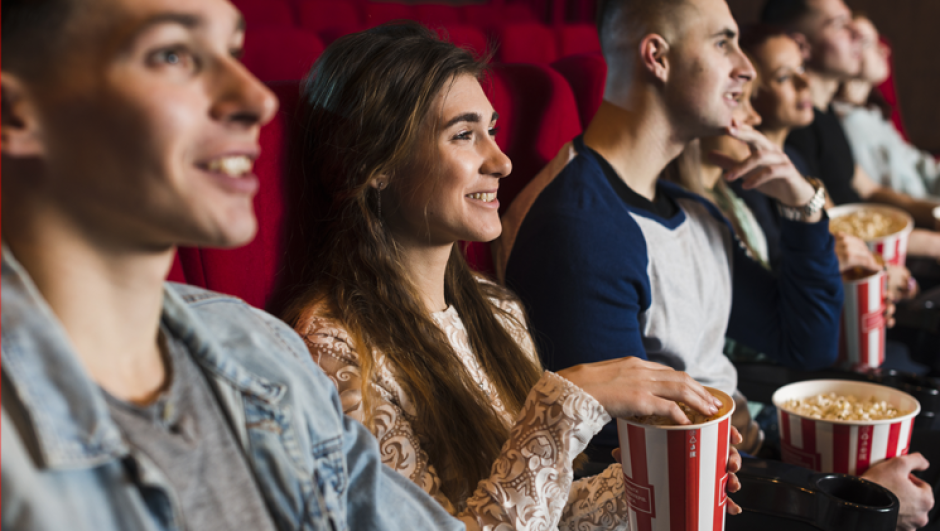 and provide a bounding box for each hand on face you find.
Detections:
[708,122,817,211]
[861,453,934,531]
